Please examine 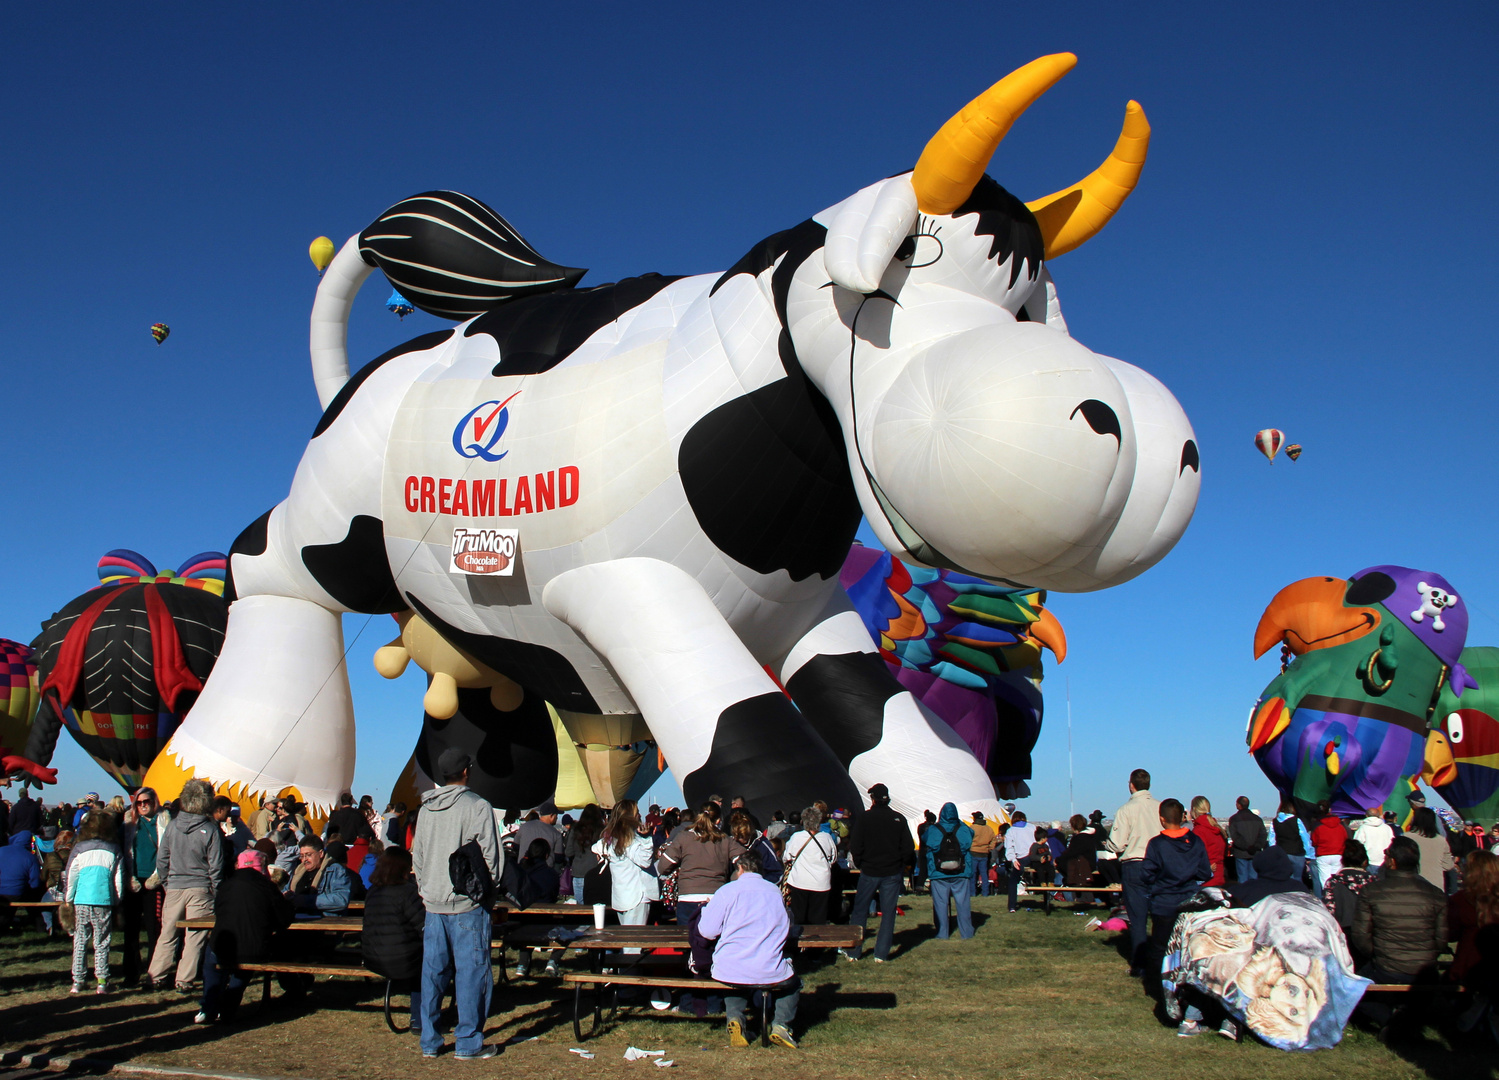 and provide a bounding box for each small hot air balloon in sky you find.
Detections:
[1255,428,1284,463]
[1285,444,1303,462]
[386,289,415,320]
[309,236,335,275]
[150,323,170,345]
